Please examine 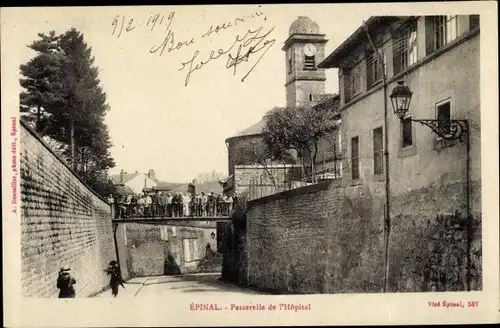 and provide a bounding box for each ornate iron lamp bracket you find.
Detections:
[411,119,469,142]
